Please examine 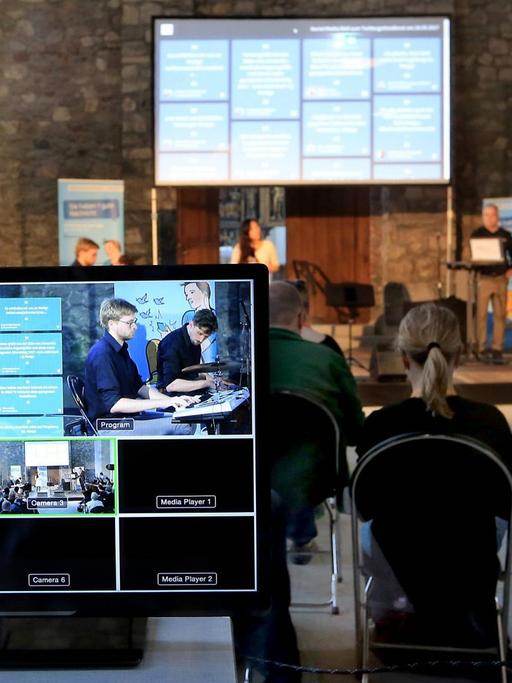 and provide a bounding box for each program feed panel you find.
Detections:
[0,279,256,594]
[154,17,451,184]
